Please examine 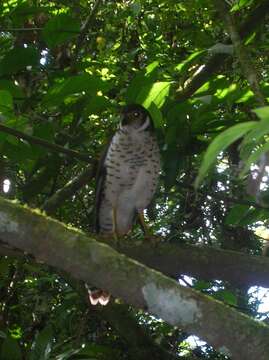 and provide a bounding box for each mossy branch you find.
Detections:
[102,239,269,289]
[0,197,269,359]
